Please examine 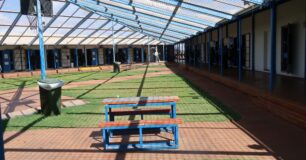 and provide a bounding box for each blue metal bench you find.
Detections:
[99,118,183,150]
